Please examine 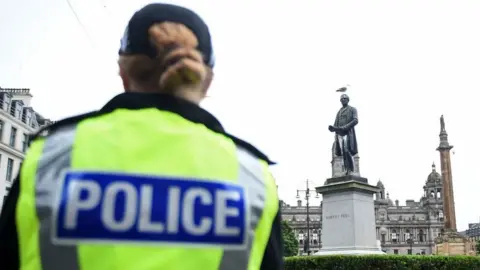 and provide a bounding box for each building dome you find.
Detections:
[386,192,394,206]
[376,180,384,188]
[427,163,441,184]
